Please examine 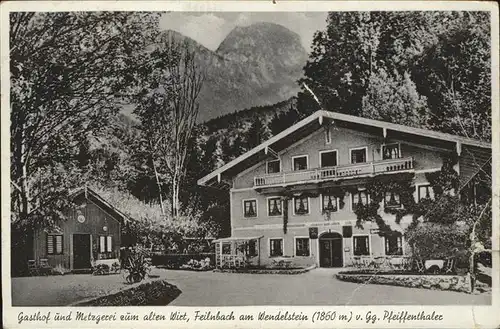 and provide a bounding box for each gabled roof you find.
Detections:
[70,186,131,224]
[198,110,491,188]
